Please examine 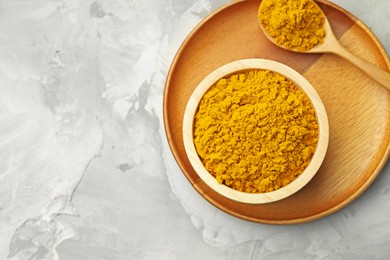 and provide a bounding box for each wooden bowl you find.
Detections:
[182,58,329,204]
